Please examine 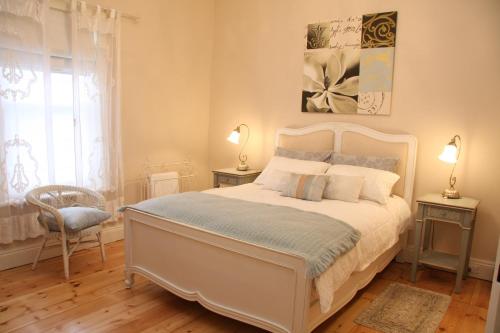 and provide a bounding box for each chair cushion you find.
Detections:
[40,207,111,232]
